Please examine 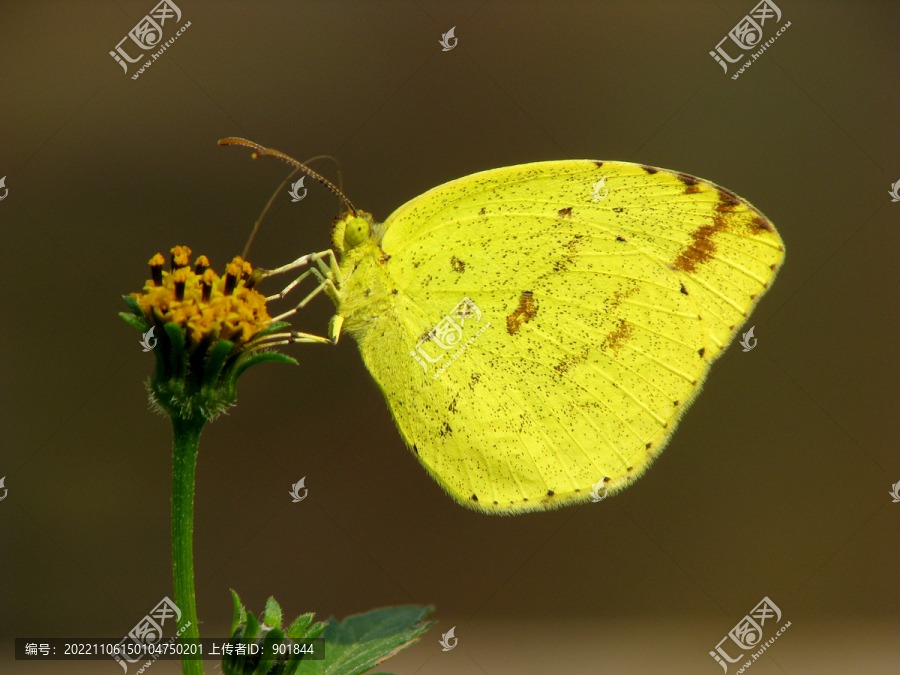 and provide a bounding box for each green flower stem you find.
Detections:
[171,415,206,675]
